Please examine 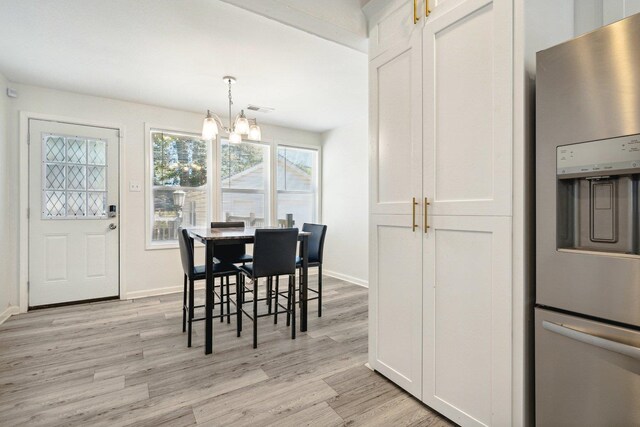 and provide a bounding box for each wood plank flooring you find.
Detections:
[0,276,453,426]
